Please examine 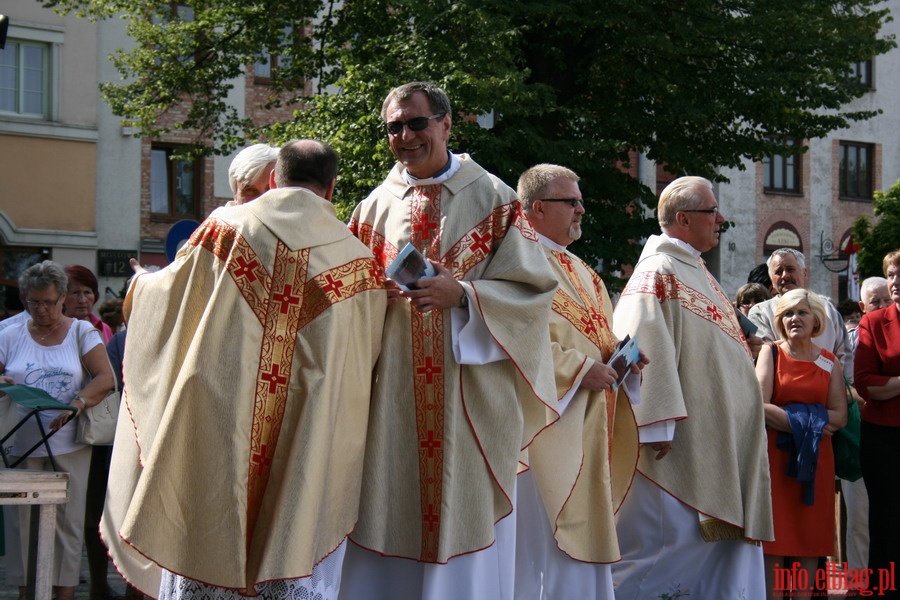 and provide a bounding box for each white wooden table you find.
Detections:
[0,470,69,600]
